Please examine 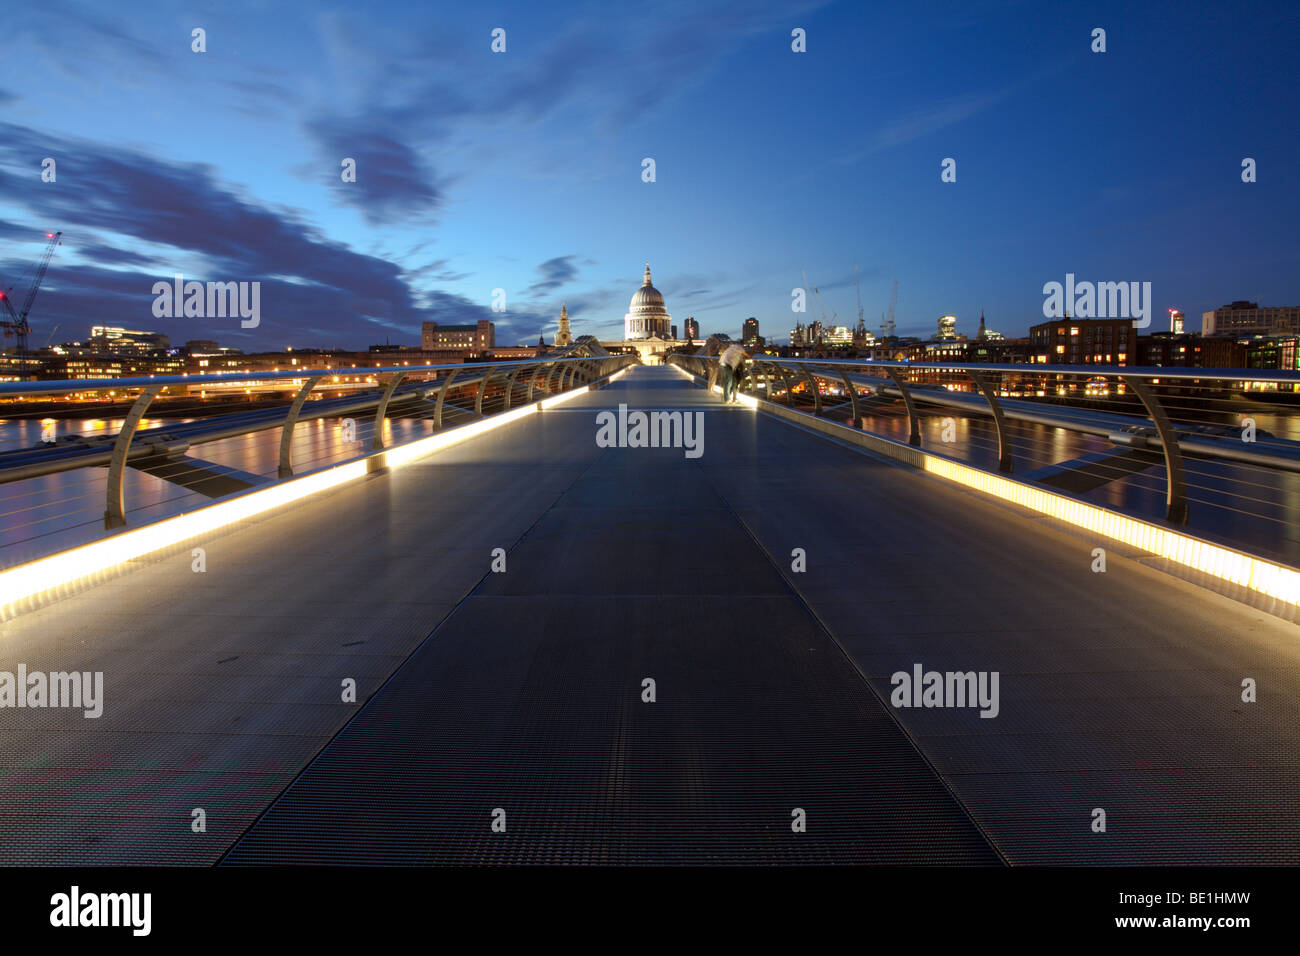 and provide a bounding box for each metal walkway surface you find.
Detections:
[3,366,1298,864]
[223,370,997,864]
